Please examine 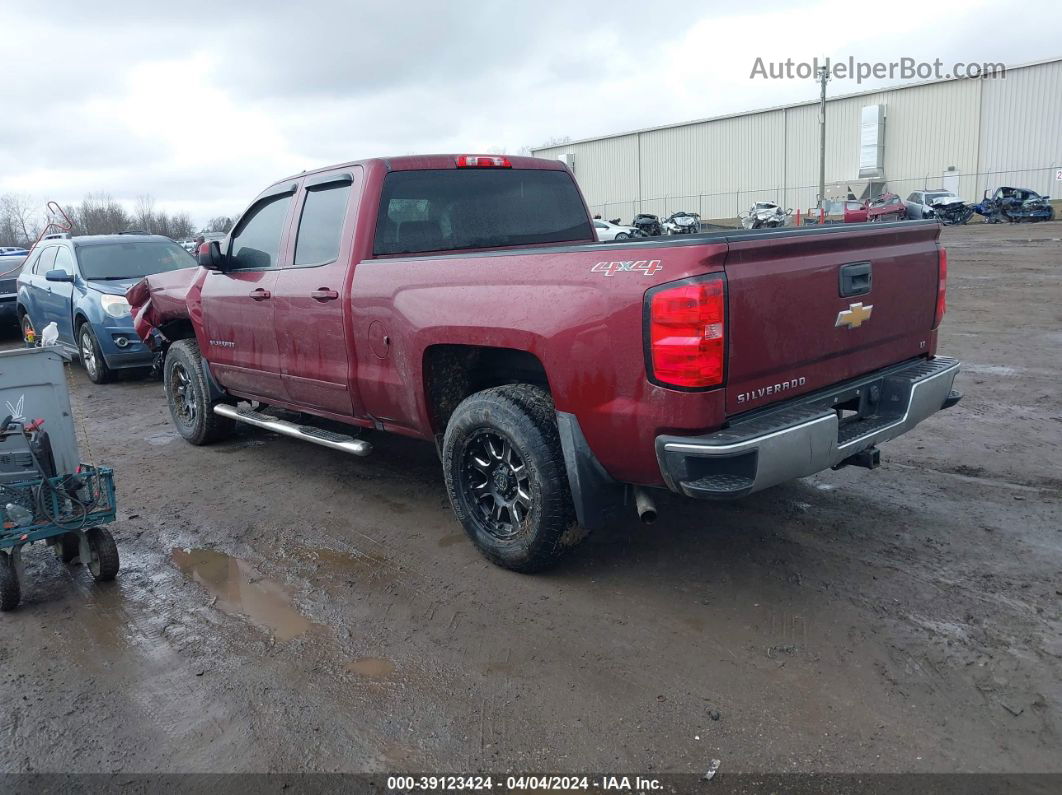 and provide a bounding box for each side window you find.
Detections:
[593,221,607,229]
[21,249,41,275]
[293,182,352,266]
[907,193,918,202]
[35,247,58,274]
[230,193,293,270]
[53,247,75,275]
